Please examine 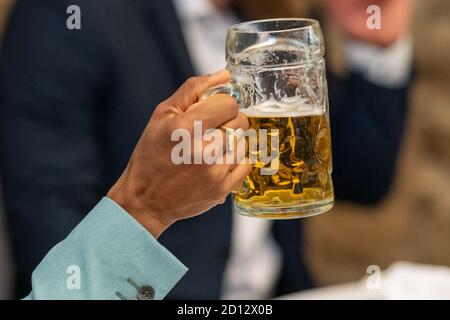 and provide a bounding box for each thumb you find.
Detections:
[164,70,230,113]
